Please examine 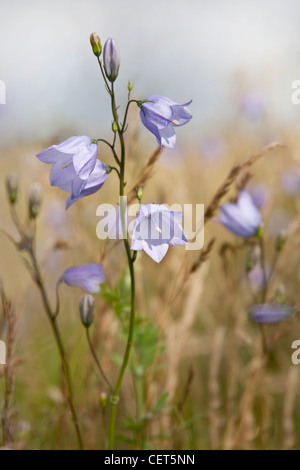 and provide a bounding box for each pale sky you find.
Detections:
[1,0,300,147]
